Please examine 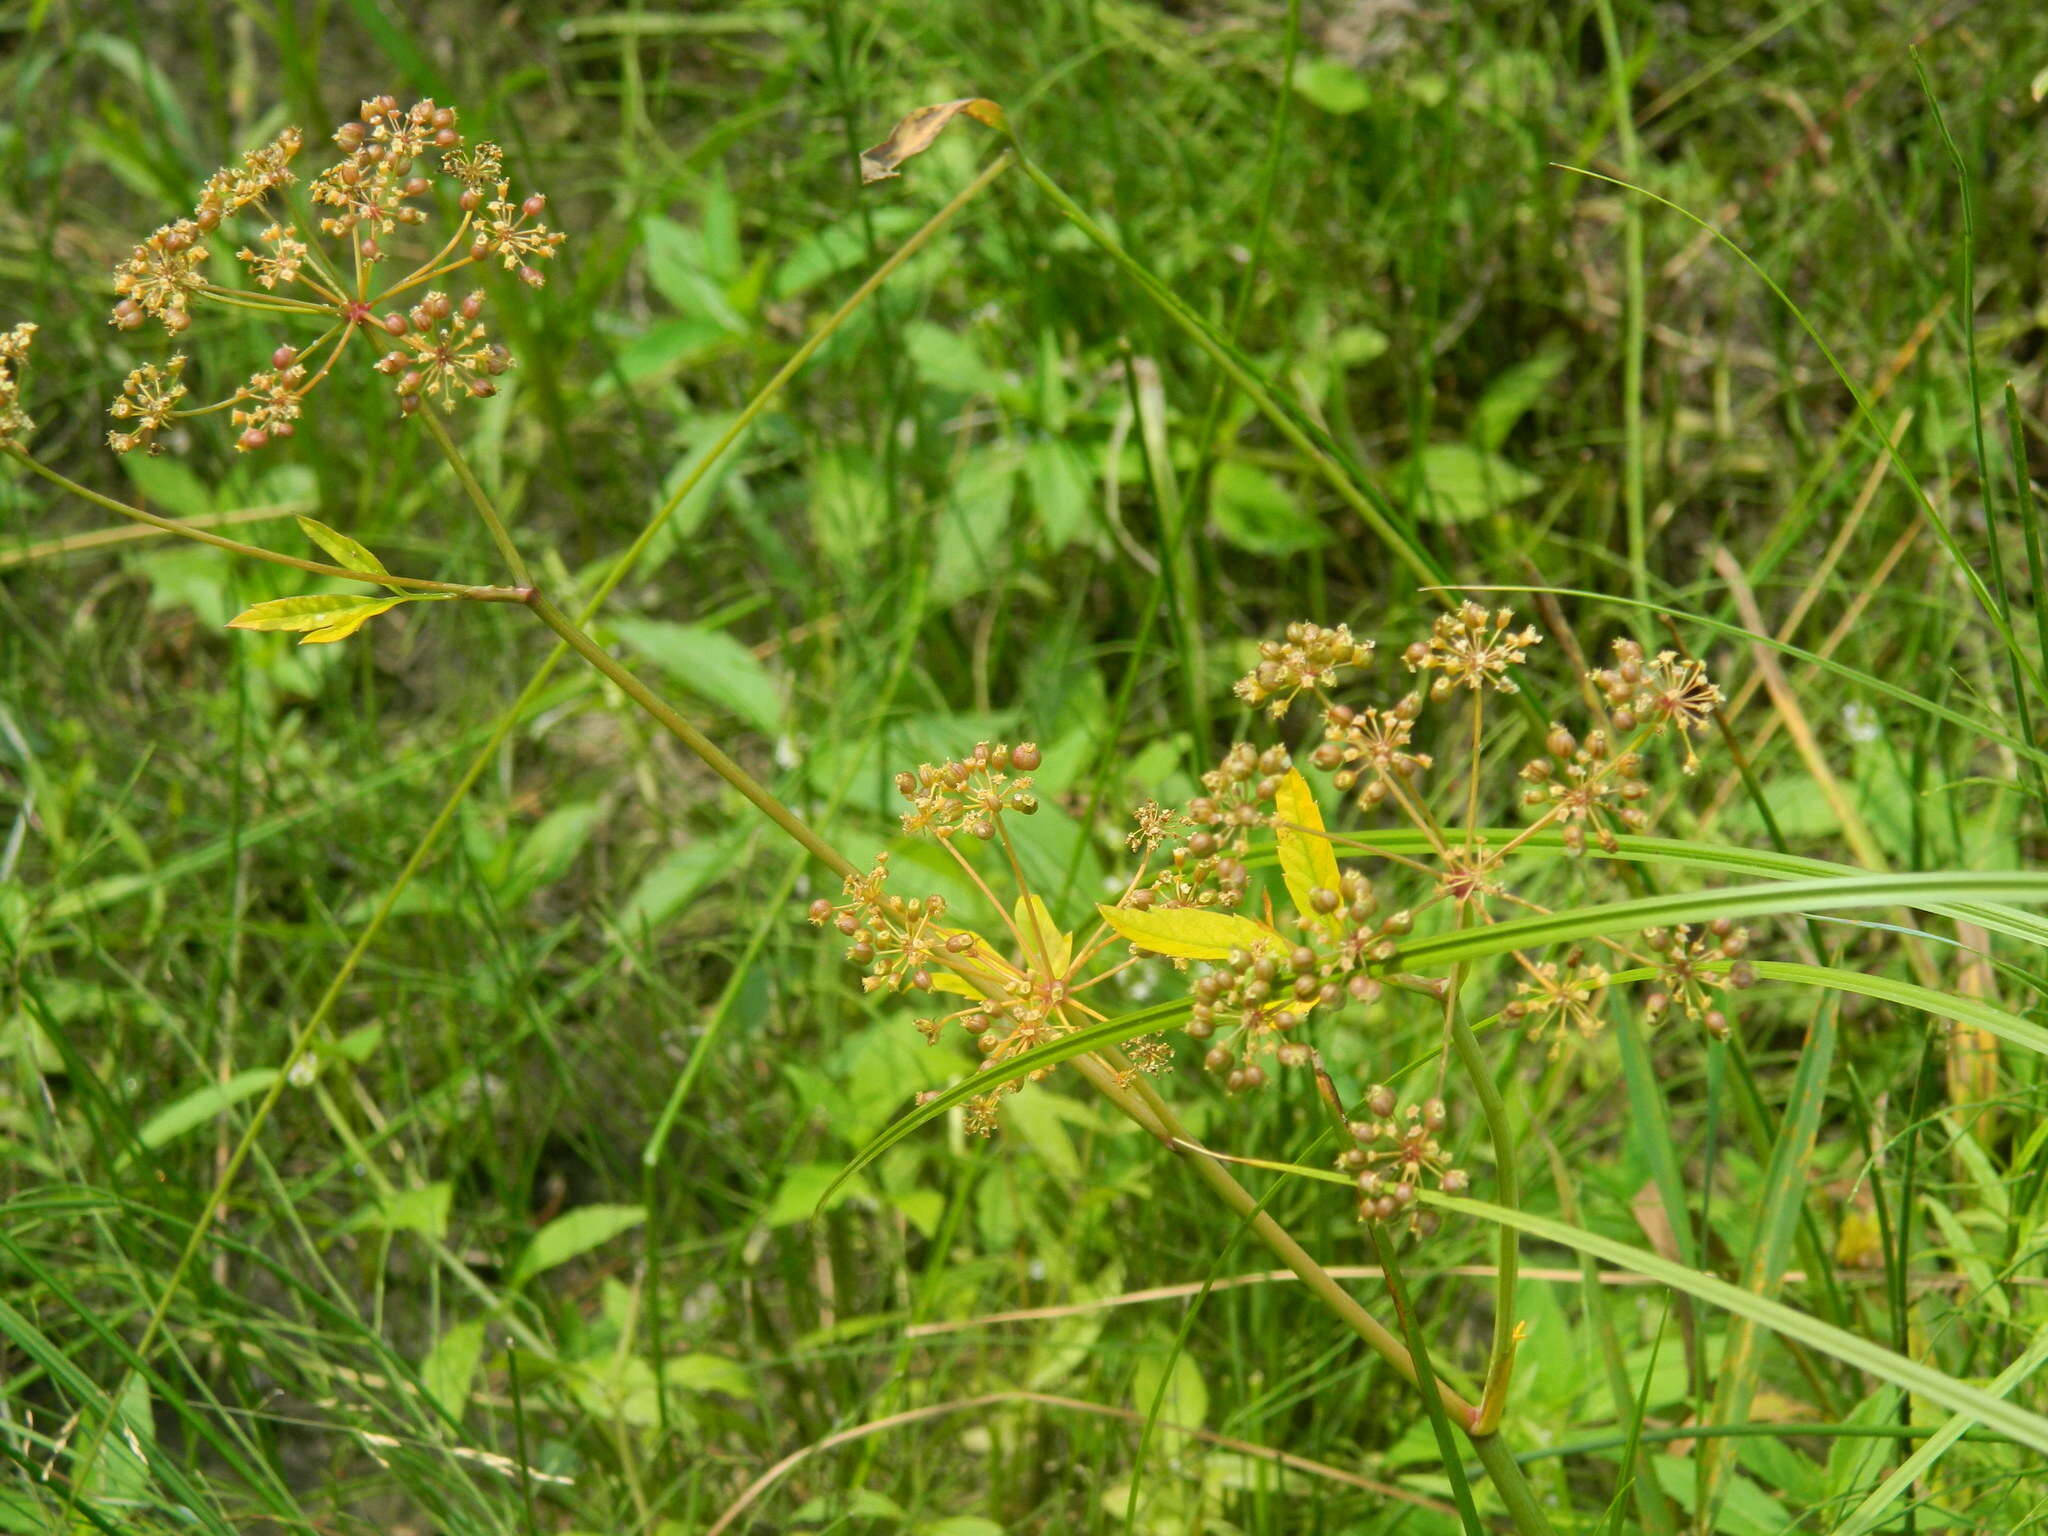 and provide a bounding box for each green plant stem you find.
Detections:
[1449,998,1520,1433]
[419,407,532,588]
[524,591,855,881]
[1371,1223,1487,1534]
[5,447,526,601]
